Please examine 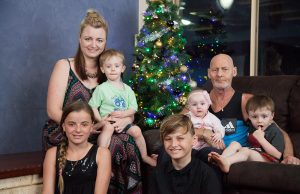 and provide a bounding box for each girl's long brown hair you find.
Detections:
[57,100,95,194]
